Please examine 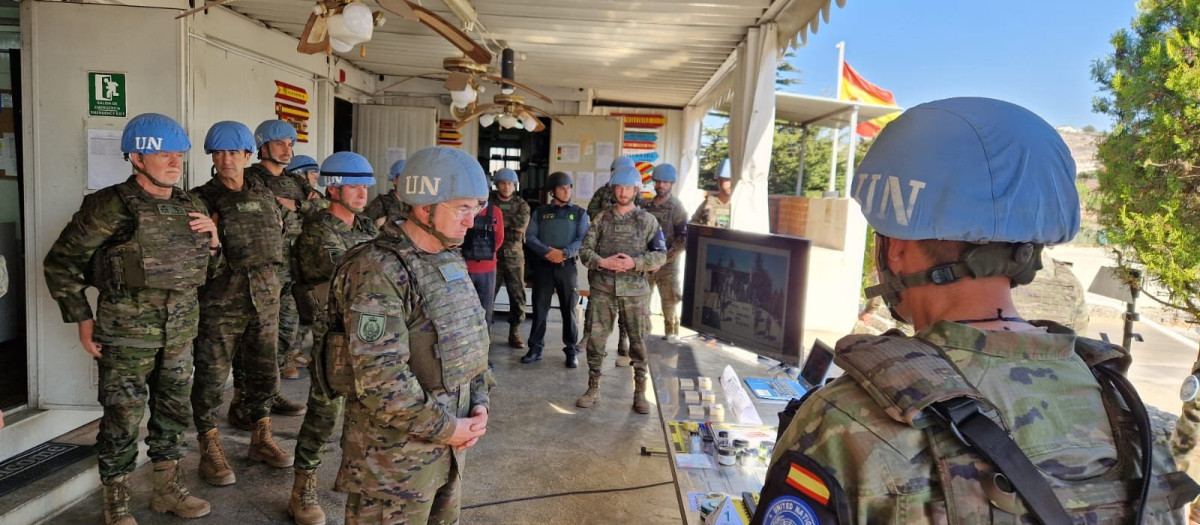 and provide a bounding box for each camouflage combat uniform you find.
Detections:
[691,193,731,228]
[363,190,407,225]
[489,192,531,328]
[44,176,213,481]
[585,186,646,354]
[190,174,285,432]
[291,211,378,471]
[580,207,666,373]
[248,163,321,373]
[328,222,493,524]
[641,194,688,336]
[771,321,1195,521]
